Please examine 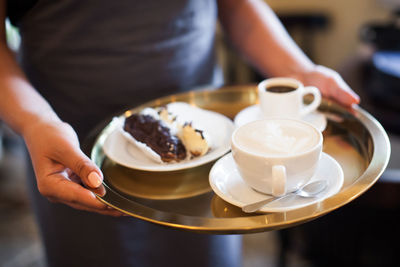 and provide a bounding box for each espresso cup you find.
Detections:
[231,118,323,196]
[258,77,321,119]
